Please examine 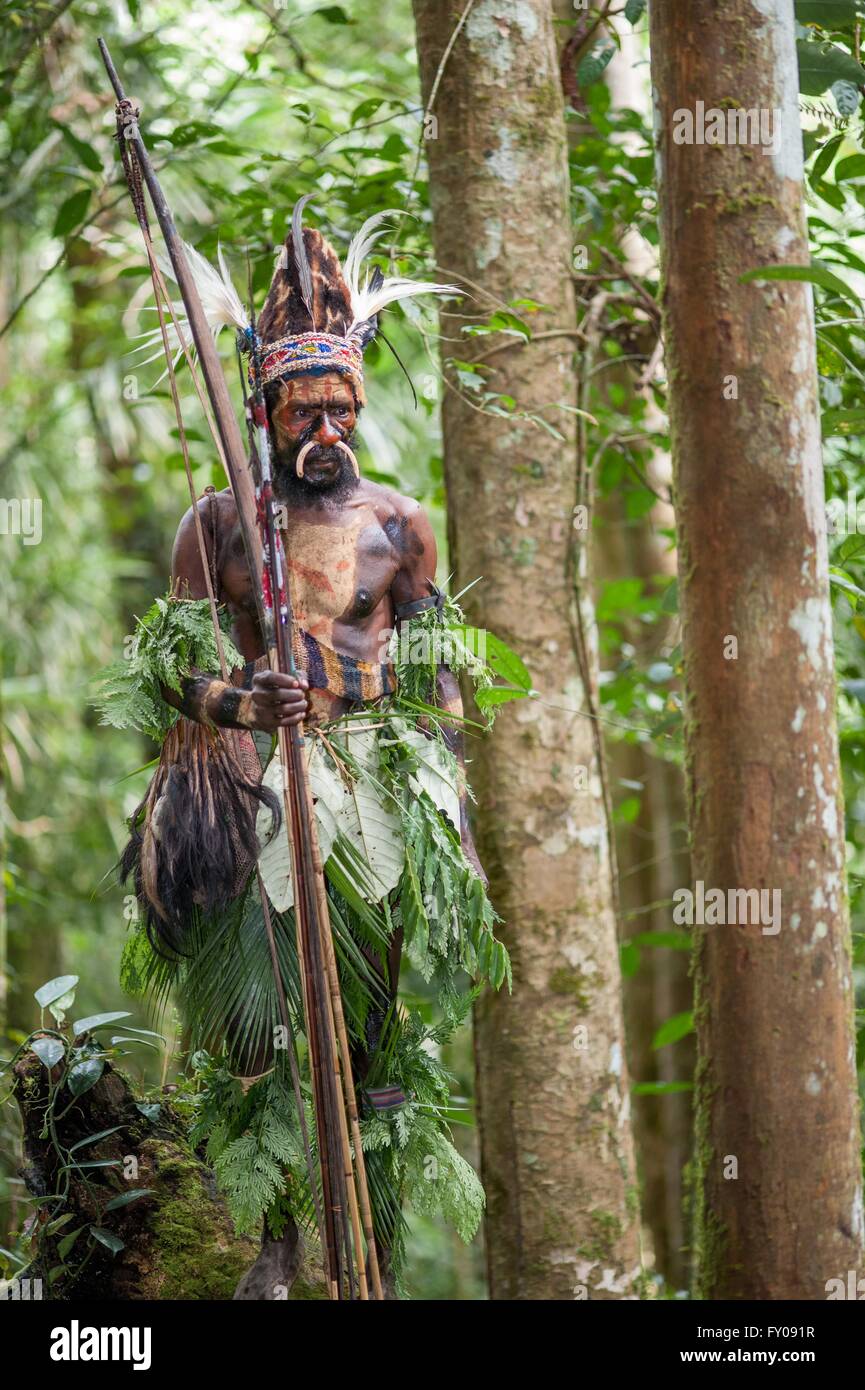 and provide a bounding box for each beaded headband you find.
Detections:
[258,331,364,390]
